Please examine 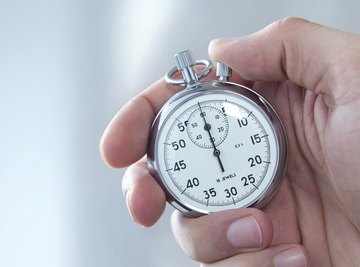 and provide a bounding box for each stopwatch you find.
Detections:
[147,50,287,217]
